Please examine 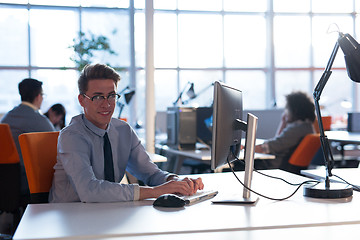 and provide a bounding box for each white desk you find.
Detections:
[148,153,167,163]
[301,167,360,189]
[13,170,360,240]
[325,130,360,163]
[157,140,274,174]
[326,131,360,145]
[53,225,360,240]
